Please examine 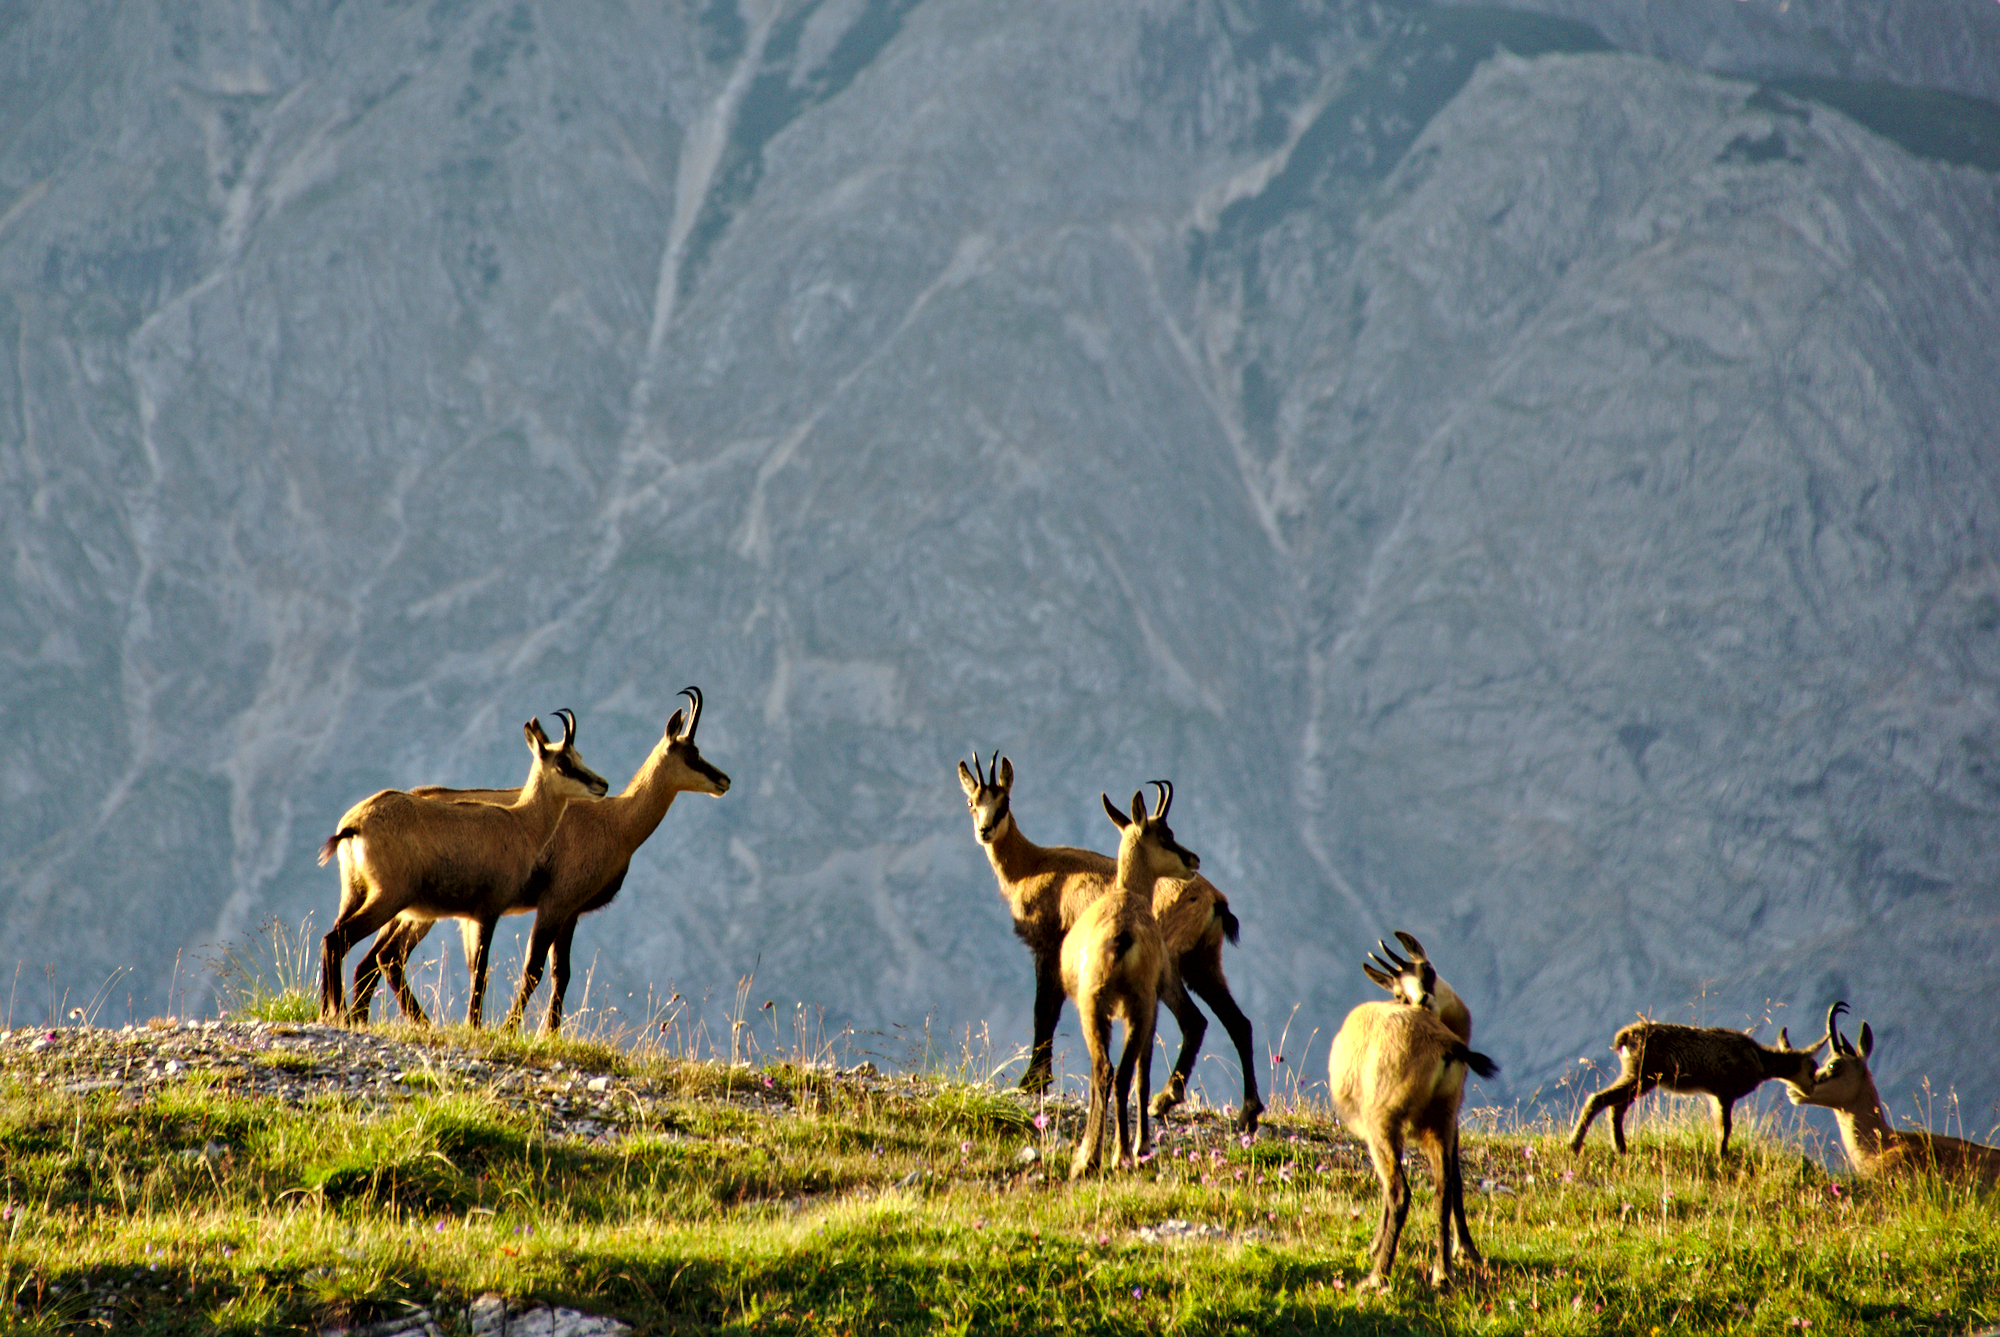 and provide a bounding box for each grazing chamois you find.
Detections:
[1064,782,1183,1178]
[1568,1018,1822,1157]
[1787,1002,2000,1186]
[957,752,1263,1131]
[1361,931,1481,1264]
[352,688,730,1033]
[316,714,609,1026]
[1328,998,1498,1290]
